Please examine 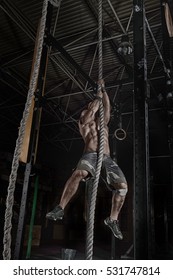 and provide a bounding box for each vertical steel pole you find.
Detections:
[26,175,39,259]
[160,0,173,248]
[133,0,151,259]
[13,2,53,259]
[13,162,31,259]
[160,0,173,199]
